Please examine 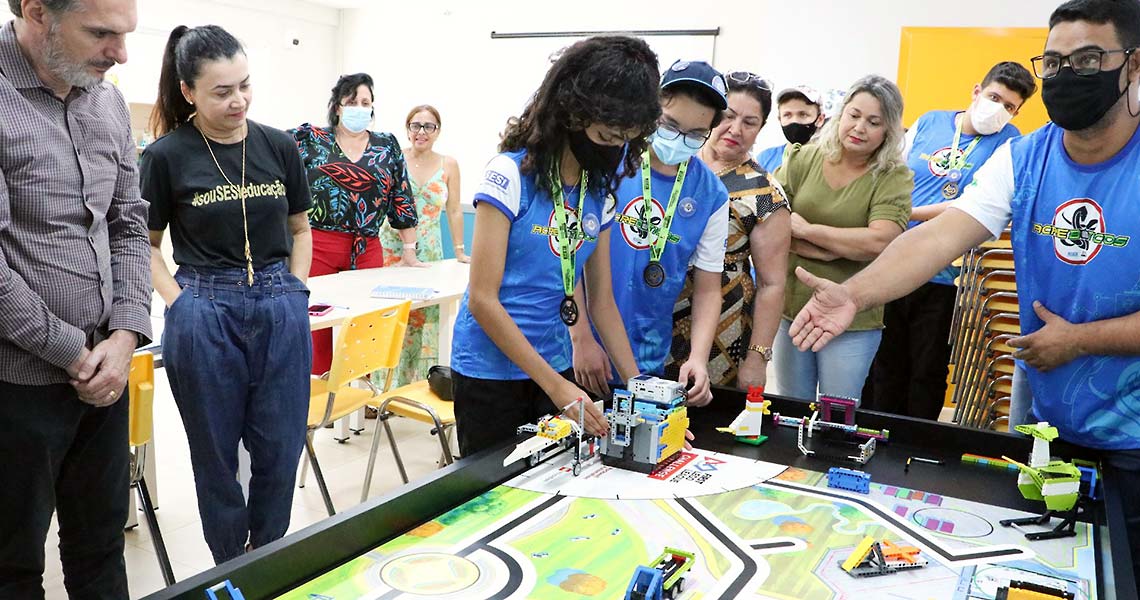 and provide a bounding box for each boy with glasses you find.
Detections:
[570,60,730,406]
